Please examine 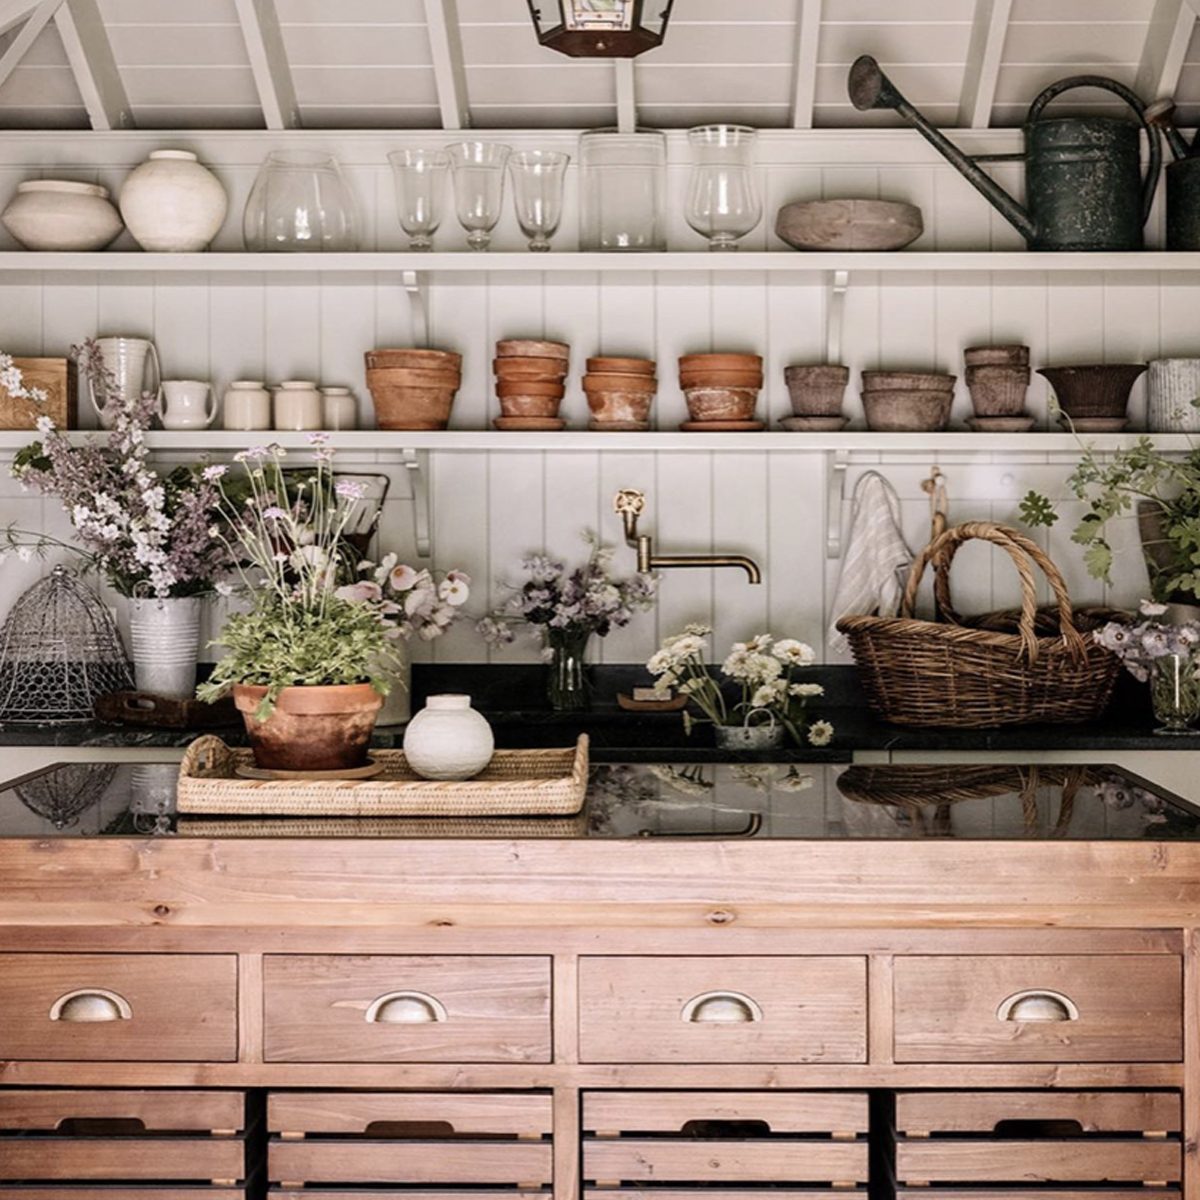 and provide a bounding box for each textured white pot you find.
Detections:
[128,596,202,699]
[119,150,228,252]
[1,180,123,251]
[402,694,494,780]
[1148,359,1200,432]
